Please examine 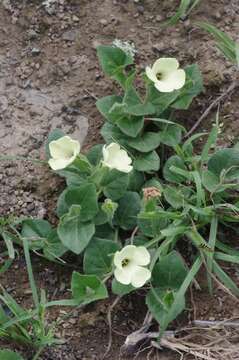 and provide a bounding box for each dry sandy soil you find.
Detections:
[0,0,239,359]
